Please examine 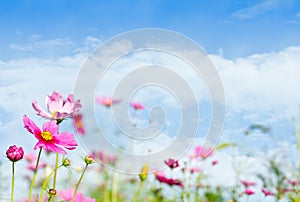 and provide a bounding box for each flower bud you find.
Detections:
[62,158,71,166]
[49,188,57,196]
[6,145,24,162]
[139,163,149,182]
[85,155,93,165]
